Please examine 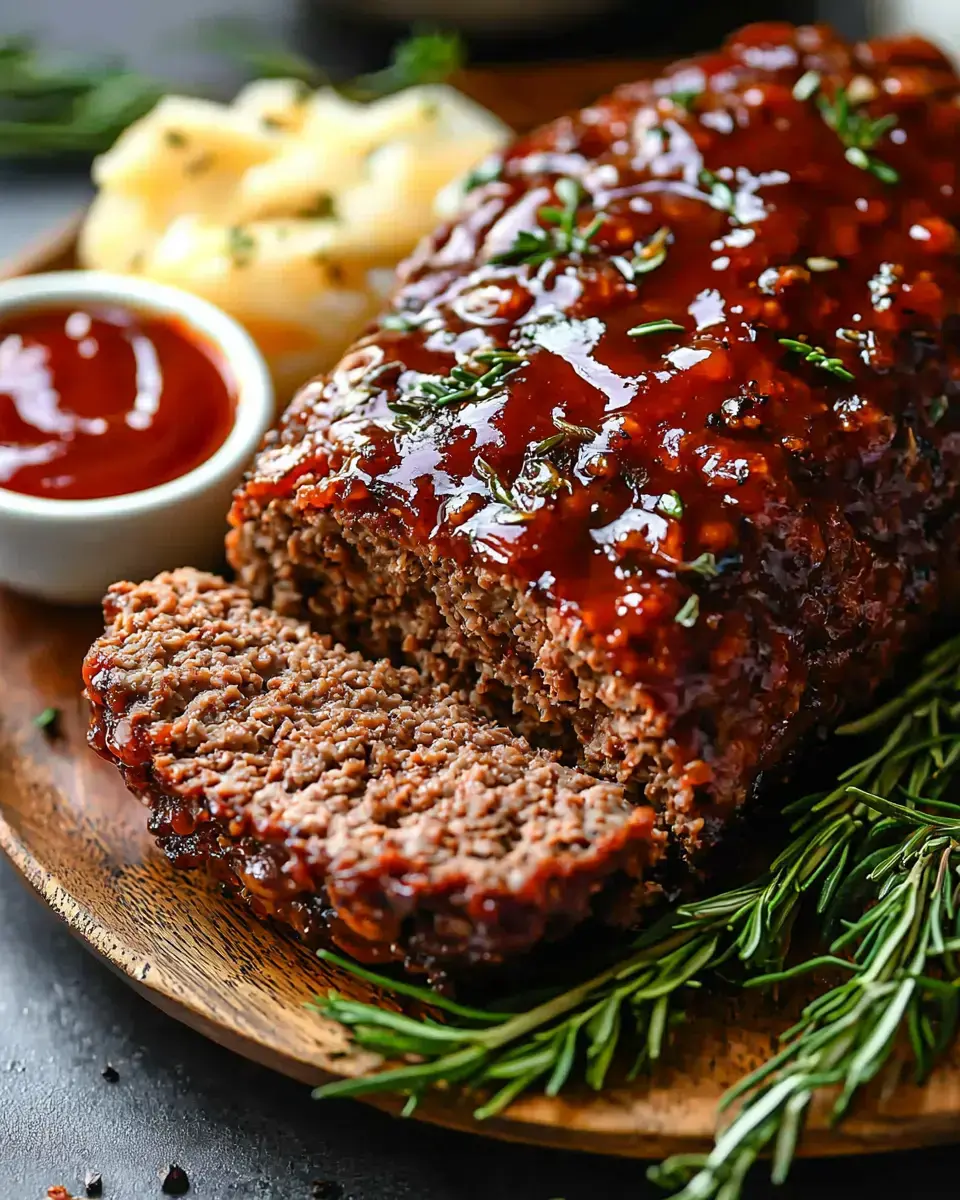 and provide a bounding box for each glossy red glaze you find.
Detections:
[0,305,236,500]
[237,24,960,773]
